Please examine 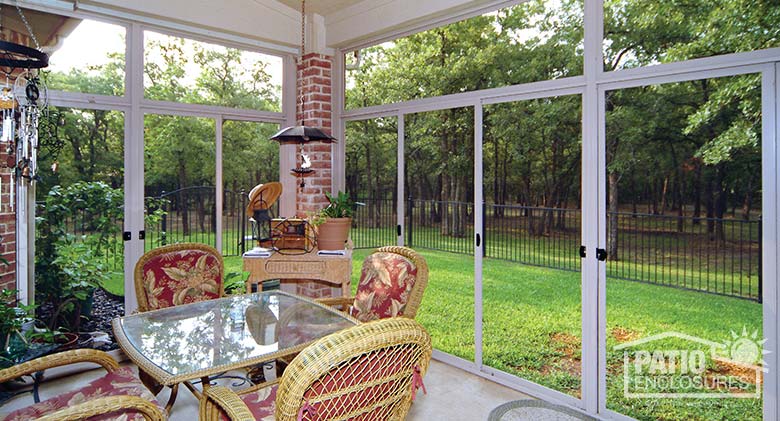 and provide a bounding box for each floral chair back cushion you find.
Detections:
[140,248,223,310]
[351,252,418,322]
